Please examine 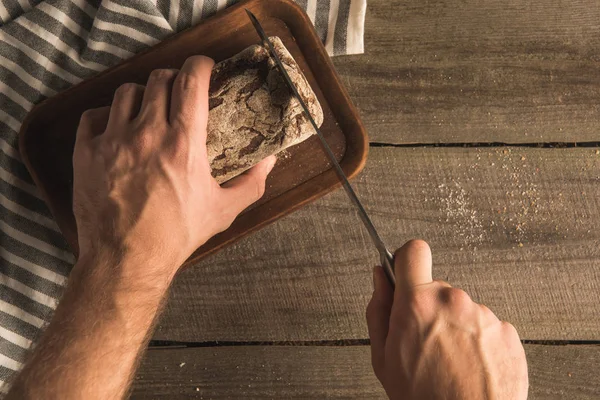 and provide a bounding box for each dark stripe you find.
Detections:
[30,8,122,68]
[0,283,55,321]
[88,24,152,54]
[314,0,331,43]
[0,364,16,380]
[0,256,63,298]
[294,0,308,11]
[97,7,171,41]
[178,0,193,30]
[0,125,17,149]
[333,0,351,55]
[2,23,97,79]
[156,0,171,23]
[0,335,28,364]
[0,203,70,250]
[47,0,95,33]
[225,0,238,7]
[201,0,219,18]
[0,231,73,278]
[0,41,72,93]
[0,311,39,341]
[2,0,22,22]
[0,149,34,184]
[0,93,28,122]
[0,65,46,104]
[0,178,51,218]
